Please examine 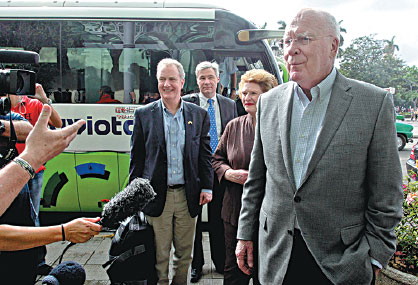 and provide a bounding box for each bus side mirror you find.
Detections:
[236,29,285,44]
